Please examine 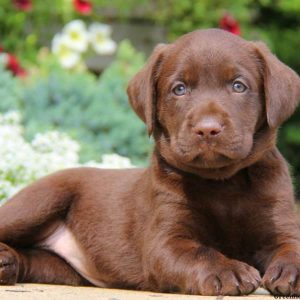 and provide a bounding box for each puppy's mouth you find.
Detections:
[191,153,236,169]
[175,139,252,169]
